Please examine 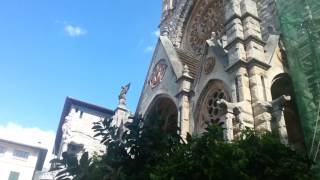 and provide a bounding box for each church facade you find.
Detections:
[136,0,305,149]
